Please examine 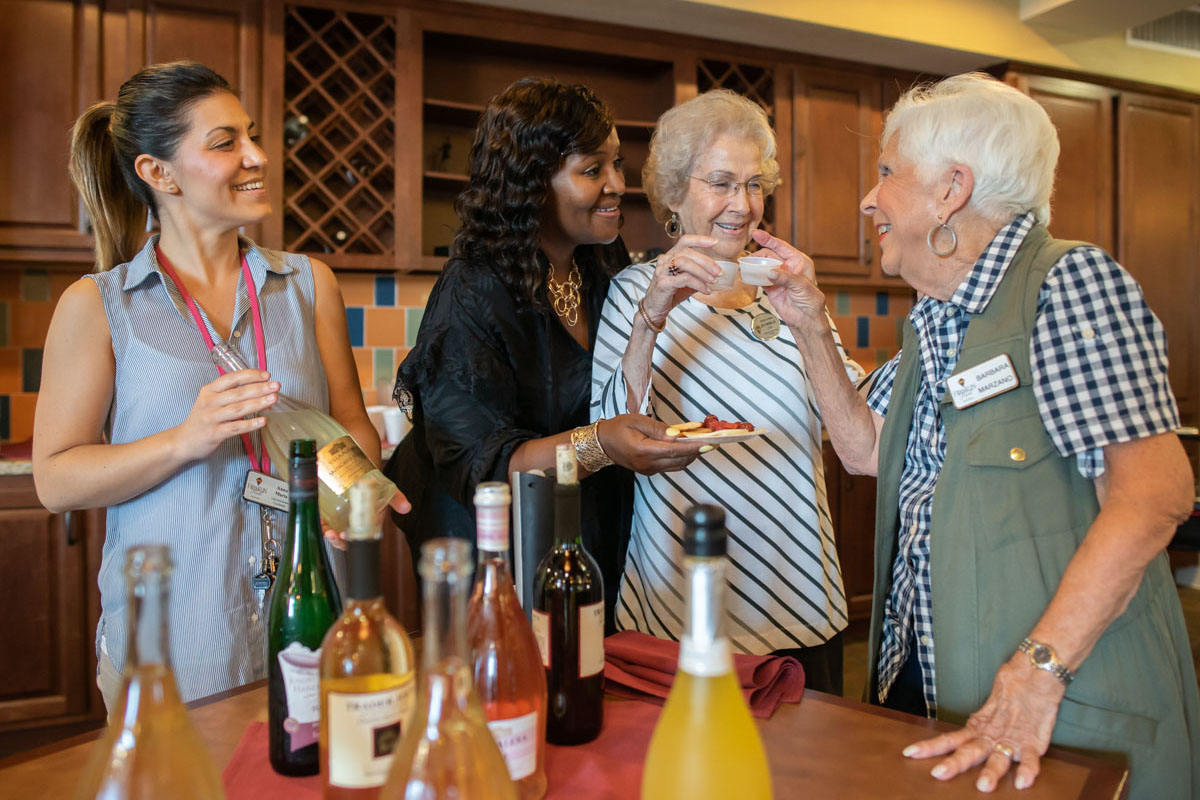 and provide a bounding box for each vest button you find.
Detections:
[1010,447,1026,462]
